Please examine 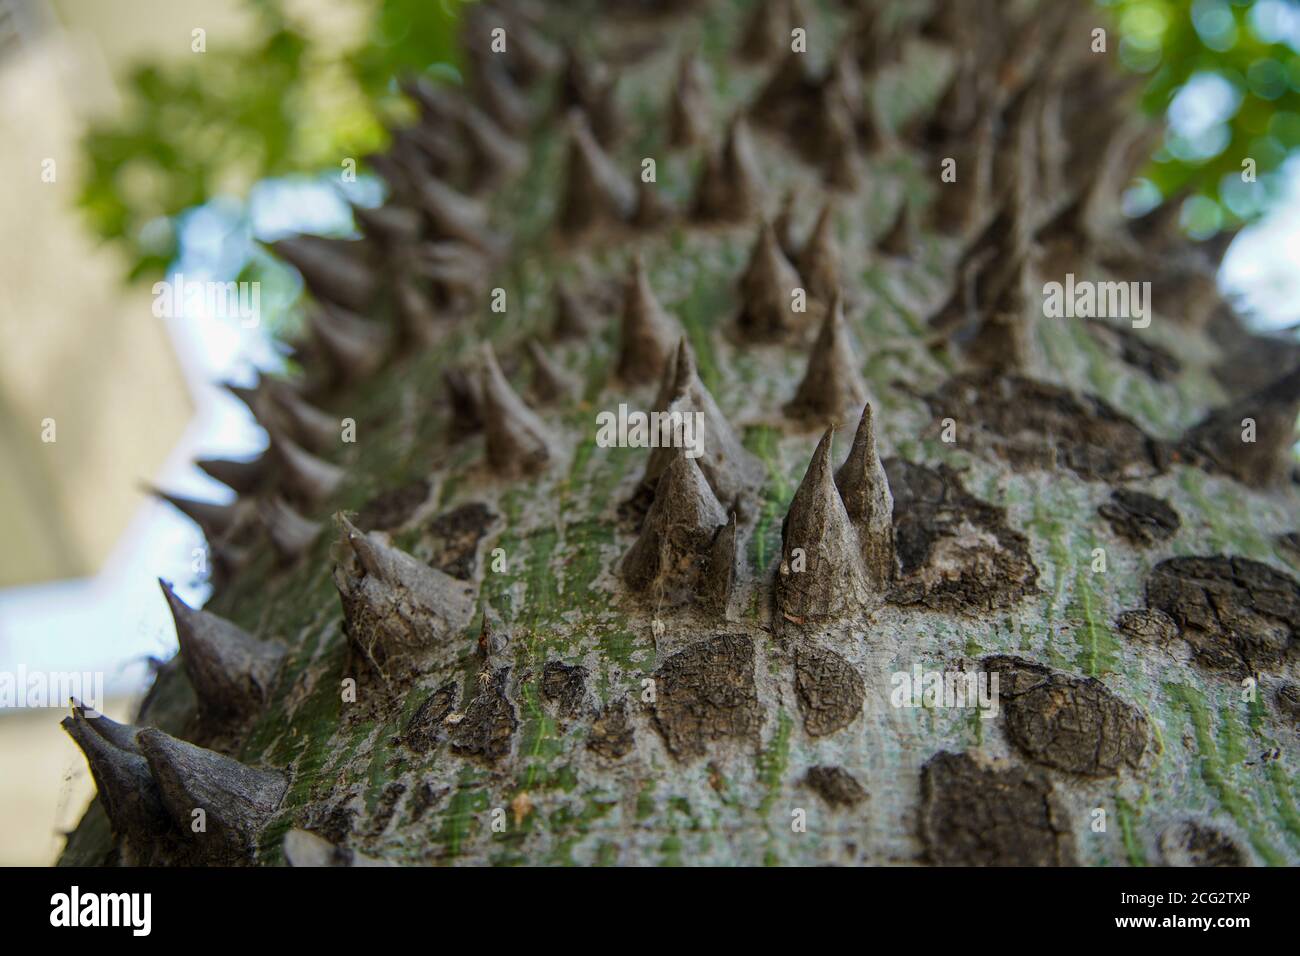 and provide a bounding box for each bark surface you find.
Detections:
[61,0,1300,867]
